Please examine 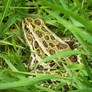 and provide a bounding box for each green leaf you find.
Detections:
[81,54,92,80]
[0,40,24,49]
[0,74,56,89]
[0,0,11,25]
[39,0,92,33]
[0,54,18,72]
[12,37,17,51]
[0,14,17,36]
[34,50,81,68]
[69,88,92,92]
